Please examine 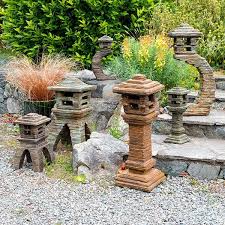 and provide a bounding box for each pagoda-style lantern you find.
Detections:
[113,74,166,192]
[164,87,190,144]
[47,76,96,151]
[14,113,53,172]
[168,23,215,116]
[92,35,114,80]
